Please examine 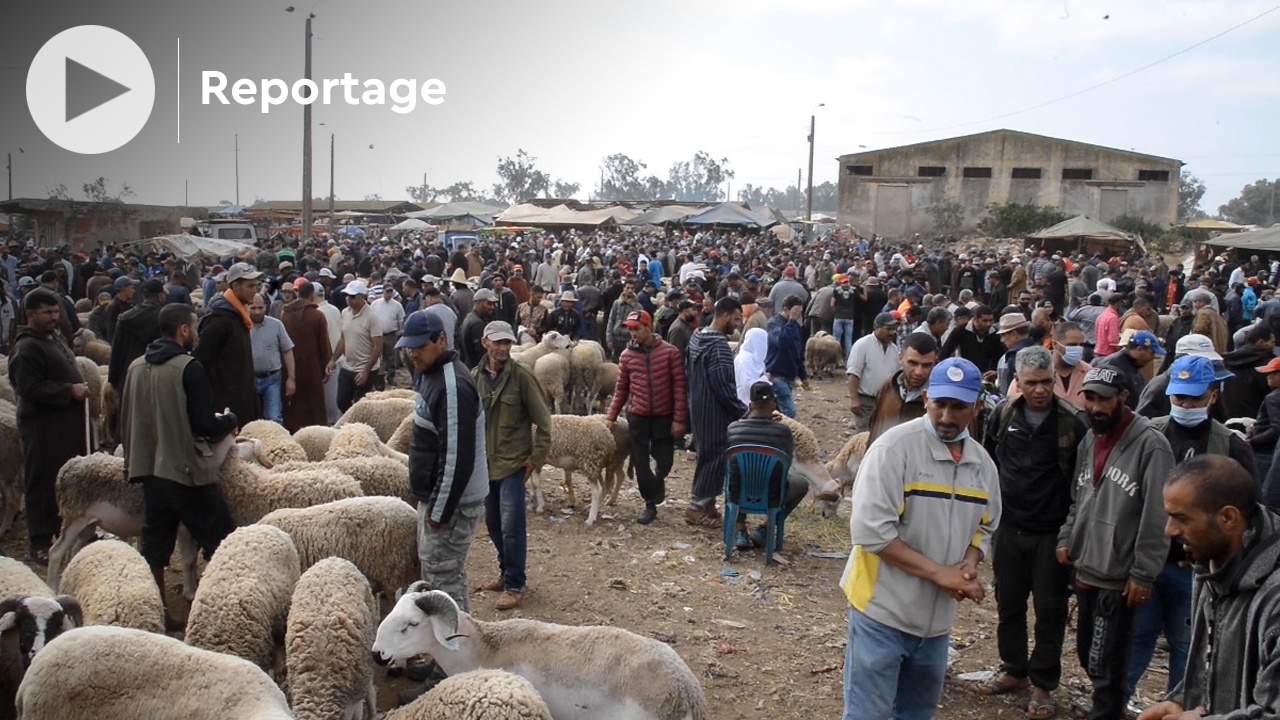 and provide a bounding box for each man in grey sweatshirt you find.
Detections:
[1057,365,1175,720]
